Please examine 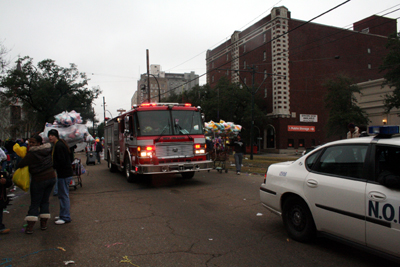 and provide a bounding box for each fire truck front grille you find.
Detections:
[156,142,194,158]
